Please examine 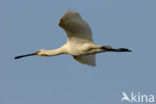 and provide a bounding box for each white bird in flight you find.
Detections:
[15,9,131,66]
